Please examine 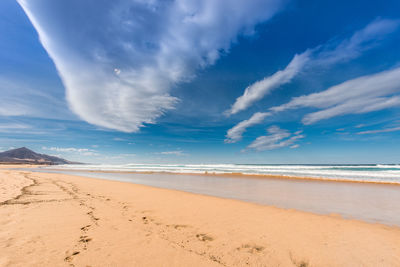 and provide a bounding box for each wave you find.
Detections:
[41,163,400,184]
